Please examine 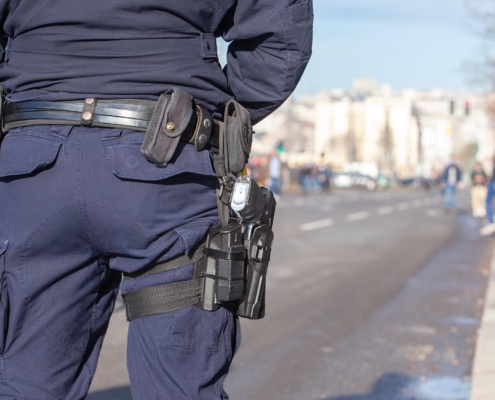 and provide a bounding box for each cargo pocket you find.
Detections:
[0,241,9,356]
[103,132,215,182]
[169,305,230,352]
[0,127,63,178]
